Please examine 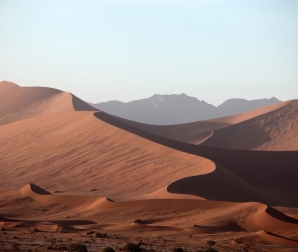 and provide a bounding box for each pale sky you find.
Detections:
[0,0,297,105]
